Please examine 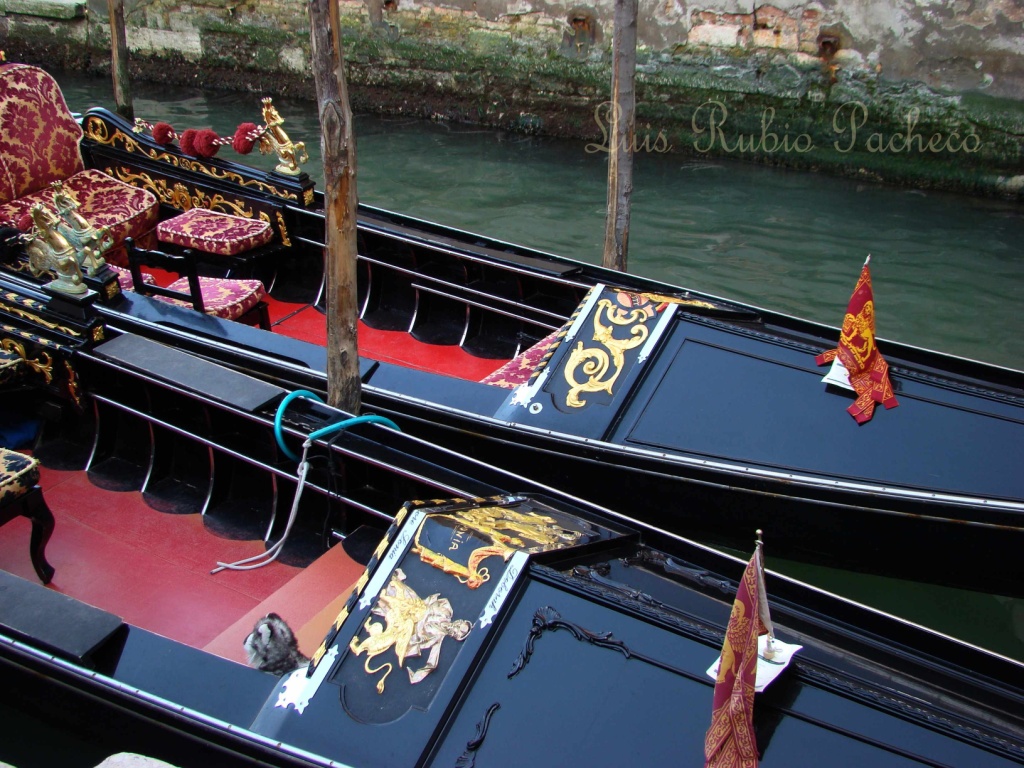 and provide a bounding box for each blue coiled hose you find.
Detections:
[273,389,400,461]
